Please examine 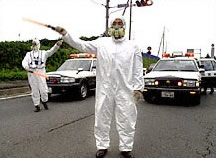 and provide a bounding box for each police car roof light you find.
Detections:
[162,53,170,58]
[185,52,194,57]
[172,51,183,57]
